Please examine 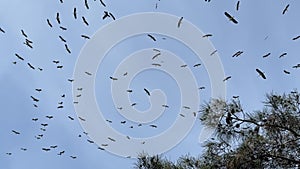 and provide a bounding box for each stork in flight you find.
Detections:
[224,12,238,24]
[256,68,266,79]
